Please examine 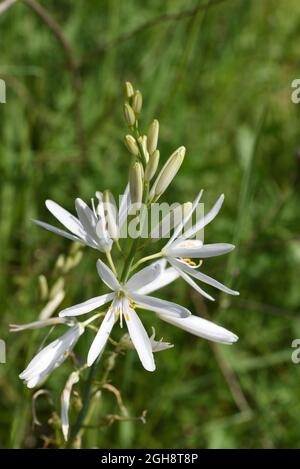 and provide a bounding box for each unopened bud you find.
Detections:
[137,135,149,163]
[147,120,159,154]
[103,190,119,240]
[130,162,144,209]
[132,90,142,114]
[145,149,160,182]
[123,103,136,127]
[150,146,186,199]
[124,135,139,156]
[124,81,134,99]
